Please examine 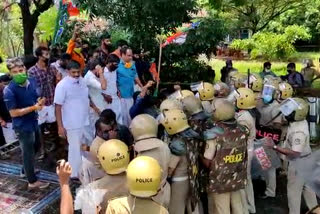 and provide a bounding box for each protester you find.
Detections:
[66,24,85,71]
[54,60,91,179]
[50,53,72,82]
[57,160,74,214]
[84,59,107,128]
[260,61,277,79]
[102,54,122,124]
[79,118,117,184]
[0,74,17,149]
[98,32,112,59]
[4,58,49,189]
[112,39,128,58]
[282,63,304,88]
[117,46,144,127]
[100,109,134,149]
[129,80,158,119]
[28,46,57,159]
[220,59,234,83]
